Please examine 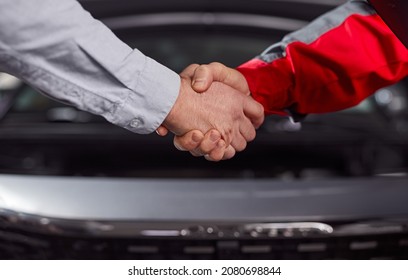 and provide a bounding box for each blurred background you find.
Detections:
[1,0,408,180]
[0,0,408,260]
